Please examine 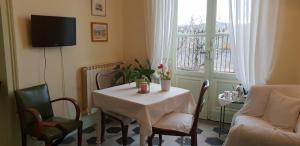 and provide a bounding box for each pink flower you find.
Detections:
[158,64,164,69]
